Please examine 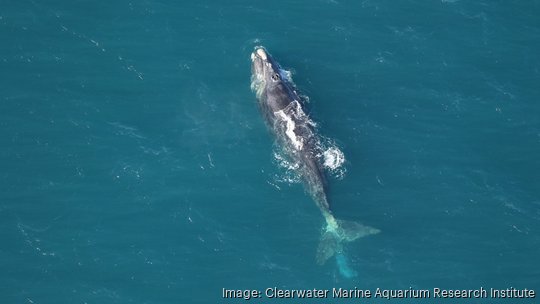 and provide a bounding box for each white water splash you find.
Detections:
[272,151,302,185]
[279,68,293,82]
[323,147,345,170]
[273,151,299,171]
[318,139,347,179]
